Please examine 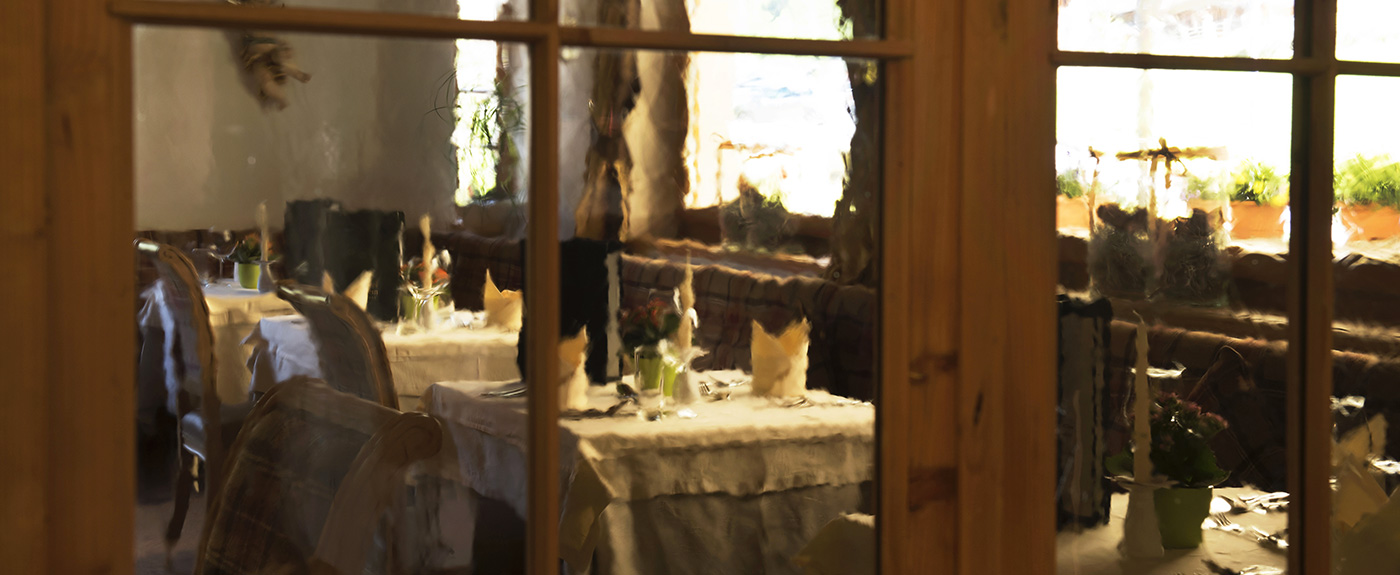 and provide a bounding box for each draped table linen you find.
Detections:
[244,314,520,406]
[420,374,874,574]
[1056,488,1287,574]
